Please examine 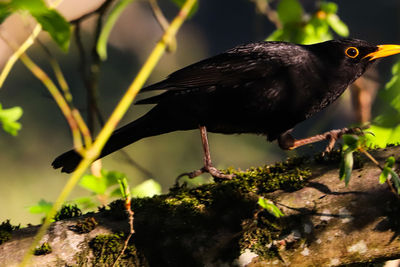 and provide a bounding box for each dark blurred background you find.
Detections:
[0,0,399,225]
